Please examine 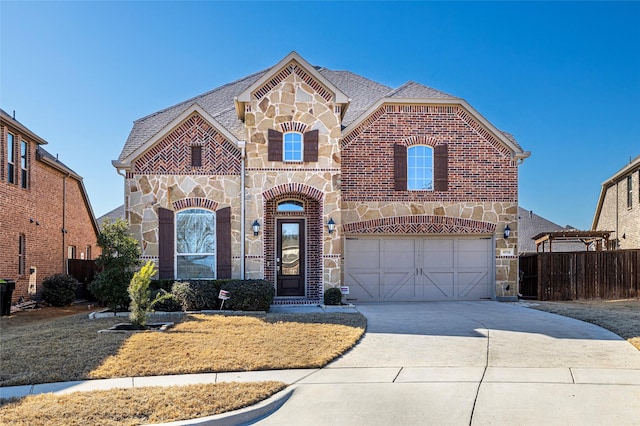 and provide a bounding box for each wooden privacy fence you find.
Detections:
[520,250,640,301]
